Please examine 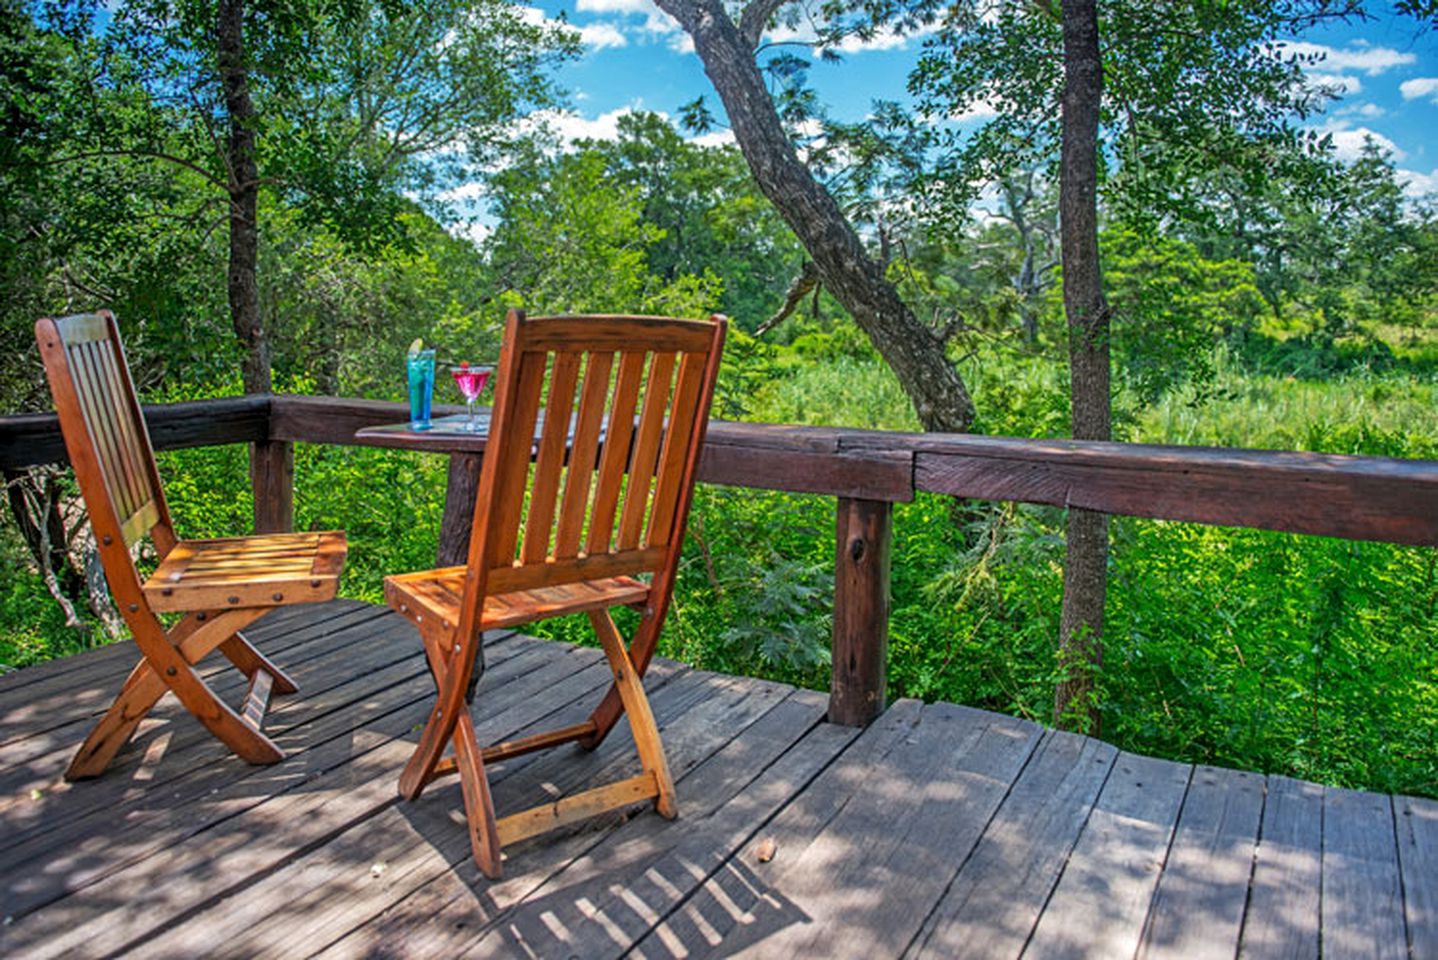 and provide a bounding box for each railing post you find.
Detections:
[250,440,294,534]
[829,496,891,726]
